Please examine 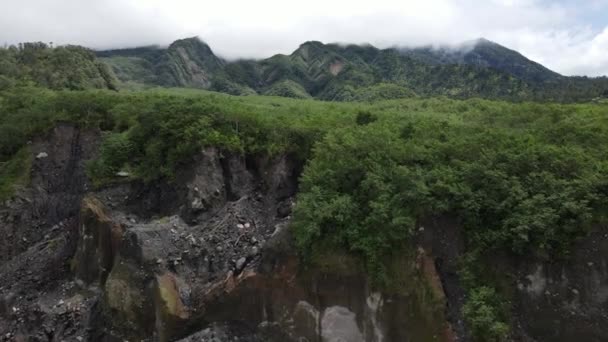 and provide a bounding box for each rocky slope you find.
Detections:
[1,124,607,341]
